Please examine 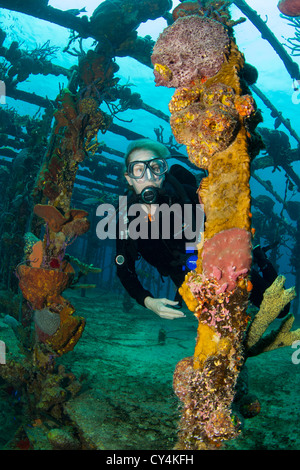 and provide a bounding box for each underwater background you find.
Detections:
[0,0,299,451]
